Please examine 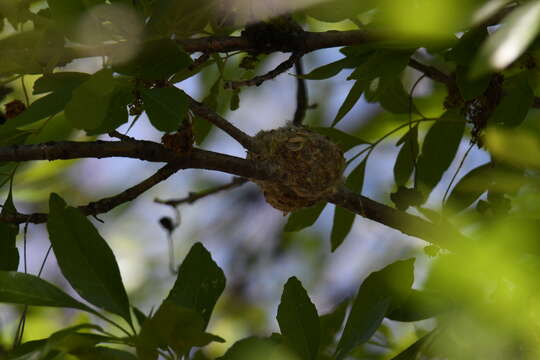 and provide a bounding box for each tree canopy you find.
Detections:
[1,0,540,359]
